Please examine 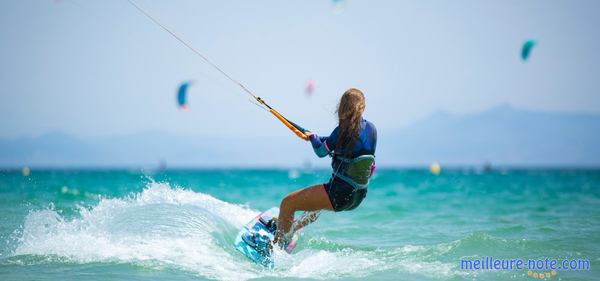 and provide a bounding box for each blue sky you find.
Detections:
[1,0,599,140]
